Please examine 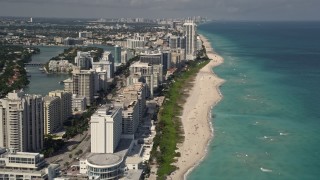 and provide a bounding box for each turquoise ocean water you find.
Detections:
[189,22,320,180]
